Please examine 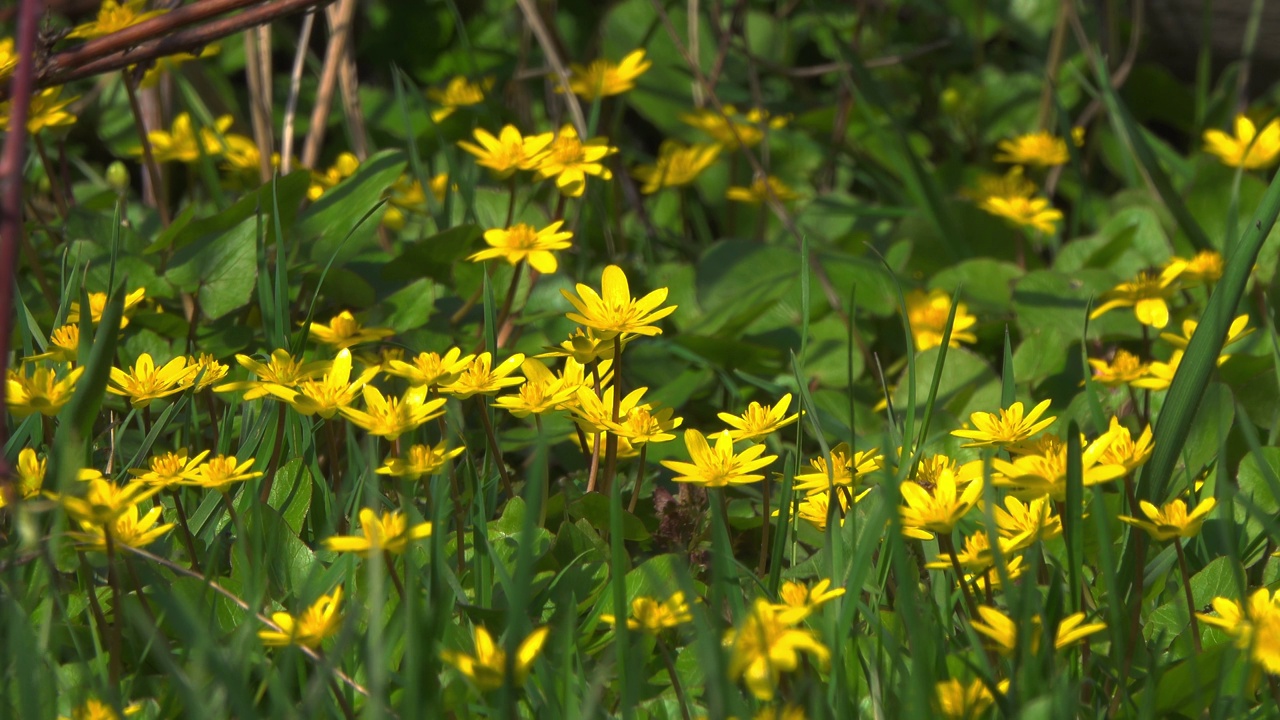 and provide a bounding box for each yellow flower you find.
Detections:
[1162,250,1224,287]
[129,448,209,487]
[926,530,1024,573]
[725,599,830,701]
[258,587,344,649]
[935,678,1006,720]
[266,349,377,418]
[1054,613,1109,649]
[970,607,1105,655]
[441,625,550,692]
[990,432,1128,500]
[1119,497,1215,542]
[539,326,627,364]
[793,443,884,495]
[682,105,788,149]
[1089,271,1178,329]
[965,166,1037,202]
[493,358,577,418]
[438,352,526,399]
[0,449,46,507]
[899,467,982,540]
[576,430,640,460]
[963,555,1026,593]
[561,264,677,339]
[992,495,1062,551]
[220,135,283,178]
[427,76,492,123]
[468,221,573,274]
[1203,115,1280,169]
[383,173,447,225]
[323,508,431,556]
[183,353,228,391]
[385,348,475,388]
[59,698,143,720]
[660,429,777,487]
[136,47,217,89]
[181,454,262,492]
[1,86,79,134]
[0,38,16,83]
[910,454,984,490]
[1097,416,1153,472]
[978,194,1062,234]
[569,385,648,434]
[57,477,161,527]
[632,141,720,194]
[788,488,866,531]
[775,579,846,618]
[307,152,360,200]
[566,49,651,100]
[951,399,1056,449]
[1130,351,1182,391]
[7,364,84,417]
[718,392,800,443]
[67,0,166,38]
[905,289,979,351]
[68,504,174,552]
[308,310,395,350]
[376,442,465,480]
[1087,349,1149,387]
[140,113,234,164]
[600,591,693,634]
[607,403,683,444]
[1198,588,1280,675]
[340,385,446,440]
[1159,314,1252,365]
[107,353,189,409]
[726,175,799,204]
[536,125,618,197]
[994,131,1070,166]
[458,125,554,178]
[26,324,80,364]
[215,349,332,400]
[67,287,146,327]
